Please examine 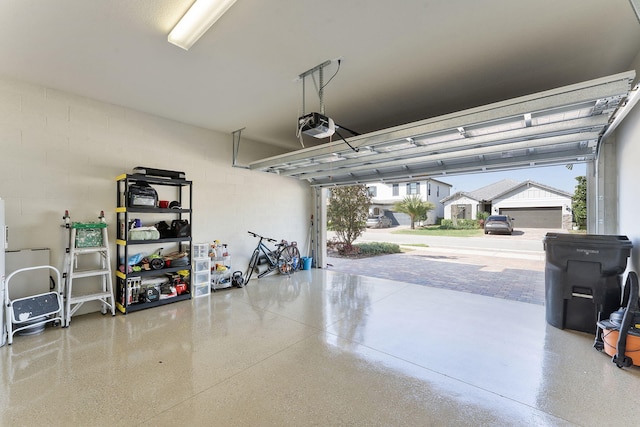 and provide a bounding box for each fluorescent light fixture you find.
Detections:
[168,0,238,50]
